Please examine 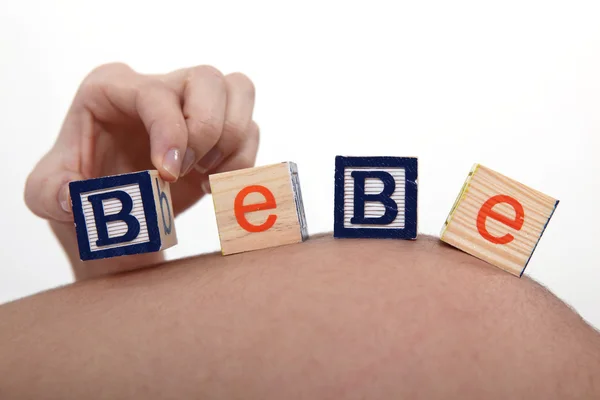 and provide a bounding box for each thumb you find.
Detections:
[25,150,84,222]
